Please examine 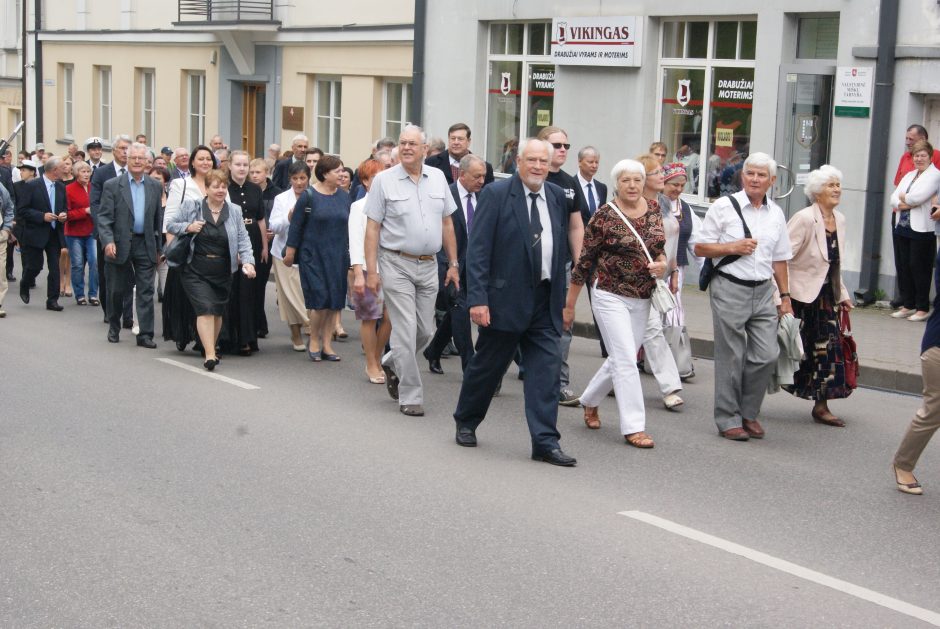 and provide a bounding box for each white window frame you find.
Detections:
[315,78,342,154]
[383,80,412,140]
[186,72,206,149]
[62,64,74,138]
[139,69,155,142]
[654,18,757,202]
[97,66,112,141]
